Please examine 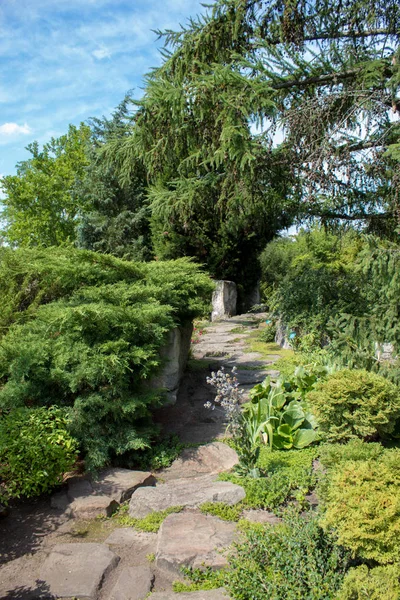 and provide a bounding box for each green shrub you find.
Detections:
[337,564,400,600]
[226,509,350,600]
[258,323,276,343]
[220,448,317,510]
[318,439,385,470]
[320,449,400,564]
[0,248,213,470]
[0,407,77,503]
[306,369,400,442]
